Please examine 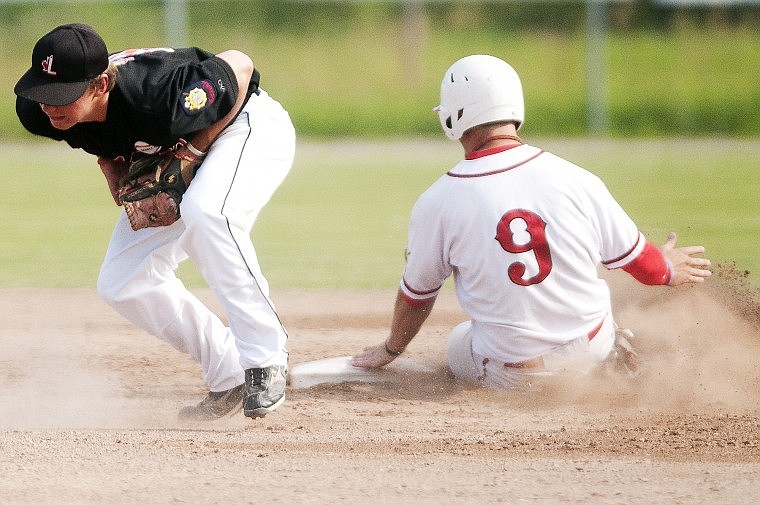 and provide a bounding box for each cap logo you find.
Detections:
[15,23,109,106]
[41,55,57,76]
